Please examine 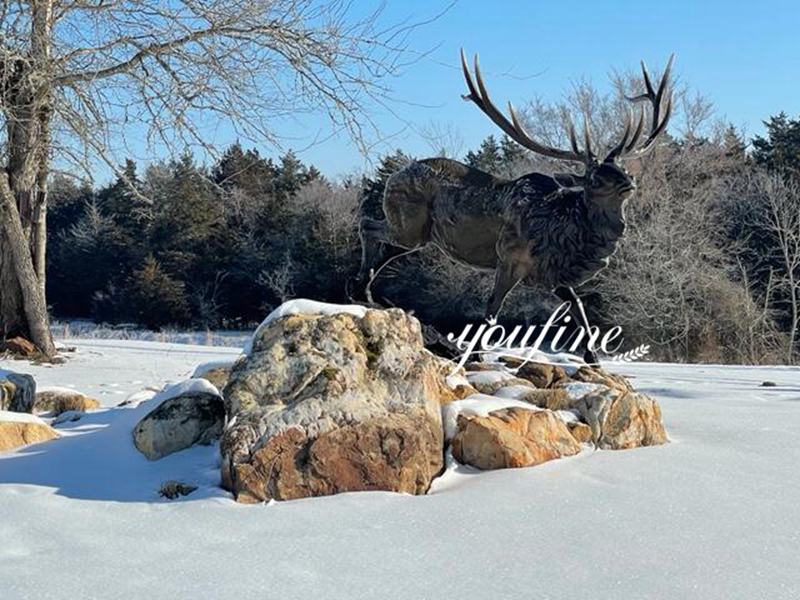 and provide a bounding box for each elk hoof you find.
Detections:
[583,349,599,365]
